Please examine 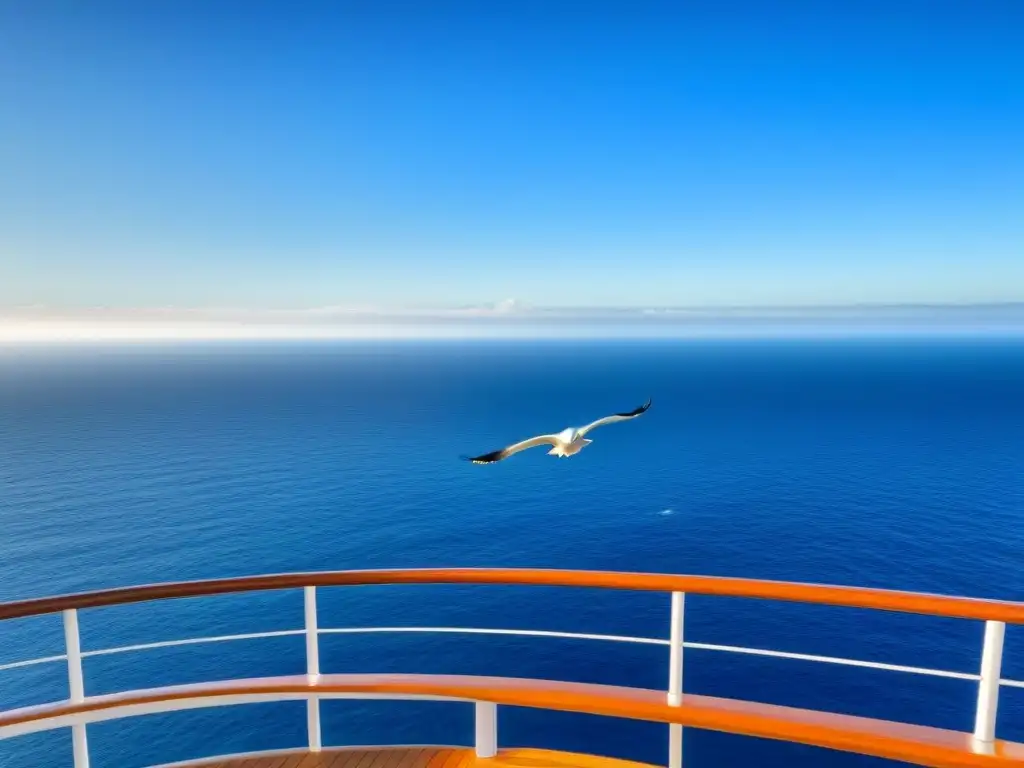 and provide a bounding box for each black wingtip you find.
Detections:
[617,398,652,418]
[462,448,505,464]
